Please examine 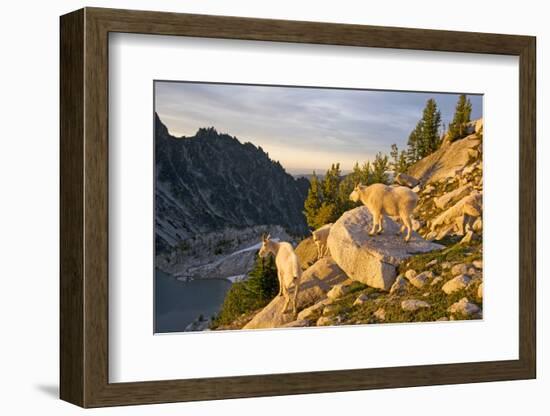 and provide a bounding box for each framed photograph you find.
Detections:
[60,7,536,408]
